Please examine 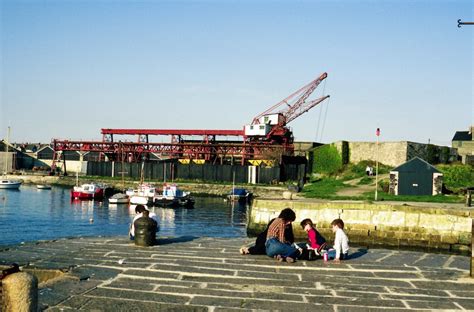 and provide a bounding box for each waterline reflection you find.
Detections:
[0,185,247,246]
